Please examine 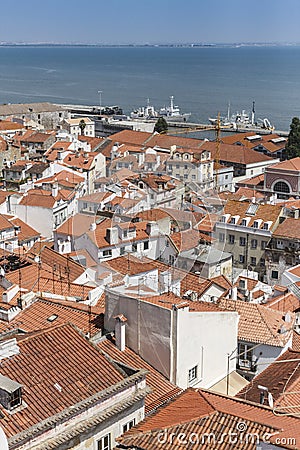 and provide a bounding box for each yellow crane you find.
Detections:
[164,113,232,189]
